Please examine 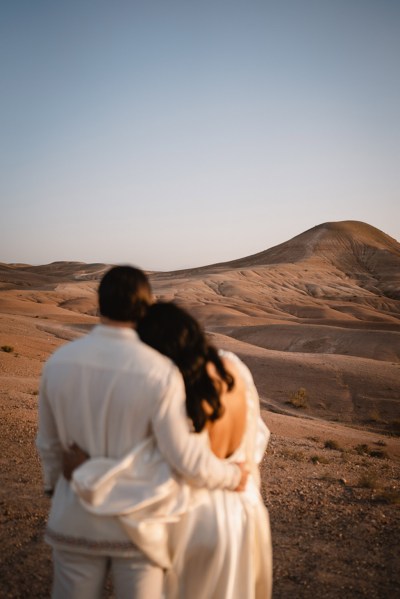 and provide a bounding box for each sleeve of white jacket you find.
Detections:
[36,366,63,492]
[151,366,241,490]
